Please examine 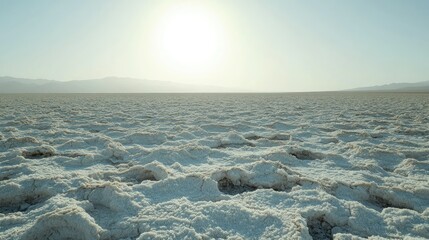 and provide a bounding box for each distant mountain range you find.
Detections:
[1,76,428,93]
[346,80,429,92]
[0,76,235,93]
